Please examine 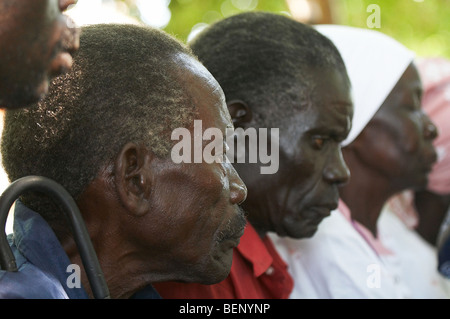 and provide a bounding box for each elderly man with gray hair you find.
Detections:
[0,24,247,299]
